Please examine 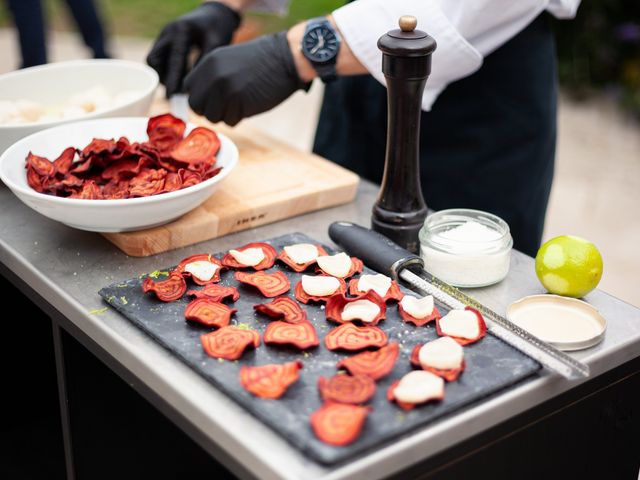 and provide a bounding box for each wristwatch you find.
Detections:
[301,17,341,83]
